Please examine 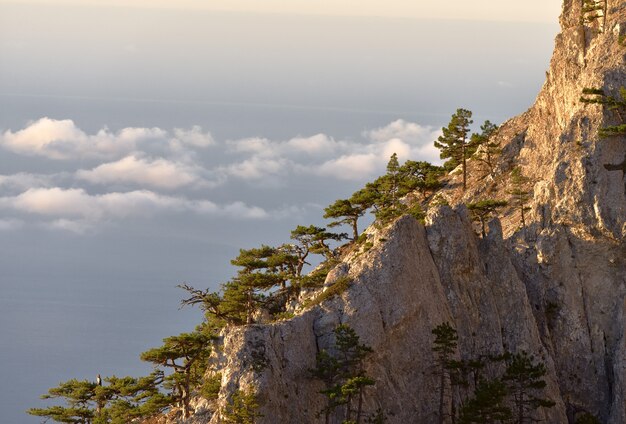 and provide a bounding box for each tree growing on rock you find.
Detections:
[434,109,473,190]
[508,167,532,227]
[470,120,500,177]
[324,198,369,241]
[458,378,512,424]
[467,199,508,237]
[580,87,626,137]
[311,324,374,424]
[400,160,445,199]
[502,351,555,424]
[28,372,170,424]
[140,330,213,419]
[222,388,263,424]
[432,322,458,424]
